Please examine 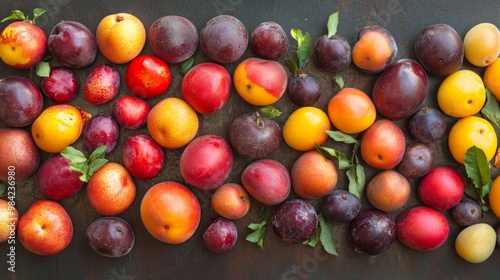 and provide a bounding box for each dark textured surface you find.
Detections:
[1,0,500,279]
